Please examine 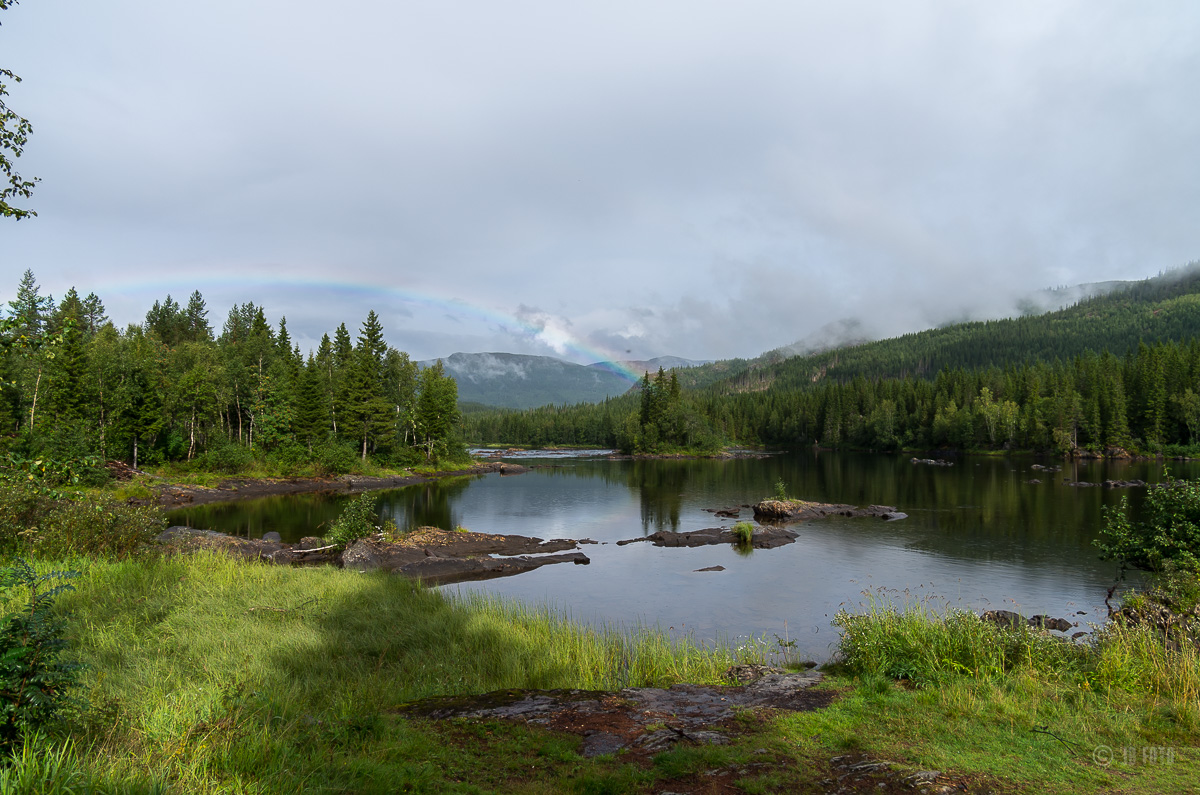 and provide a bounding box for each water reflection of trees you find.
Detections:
[170,454,1200,570]
[629,461,686,532]
[166,491,348,542]
[378,477,473,531]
